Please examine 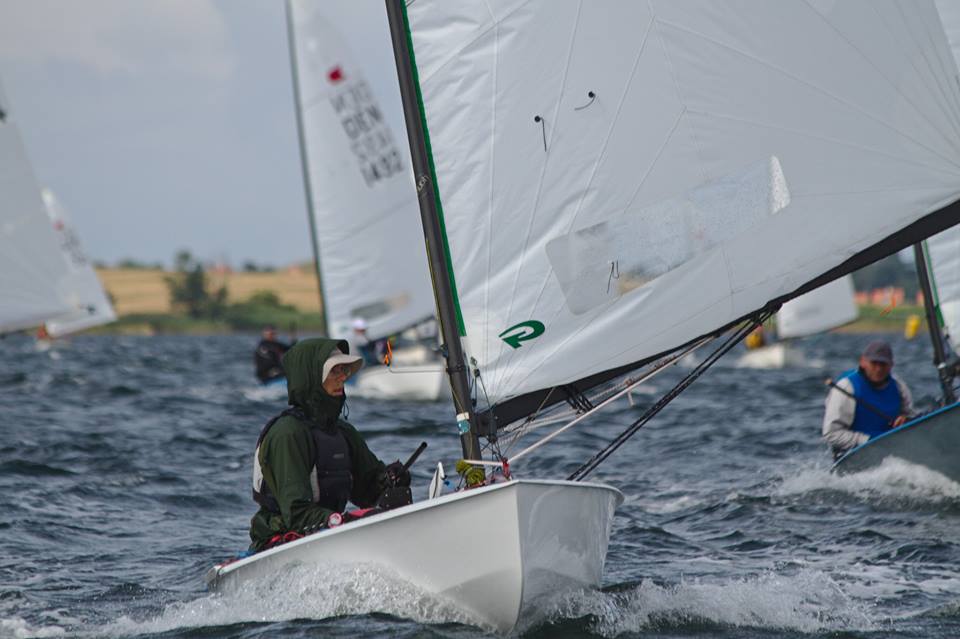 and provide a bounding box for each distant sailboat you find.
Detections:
[737,276,857,368]
[285,0,447,401]
[208,2,960,631]
[0,78,76,334]
[40,189,116,337]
